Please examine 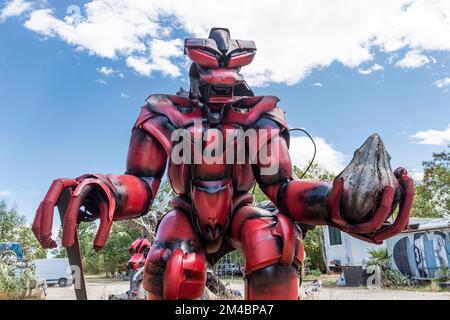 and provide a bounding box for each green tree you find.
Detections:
[0,201,46,259]
[0,201,25,242]
[411,147,450,218]
[293,163,335,274]
[52,222,97,259]
[51,181,175,275]
[367,248,390,269]
[99,221,142,274]
[17,226,46,259]
[293,163,336,181]
[53,219,143,274]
